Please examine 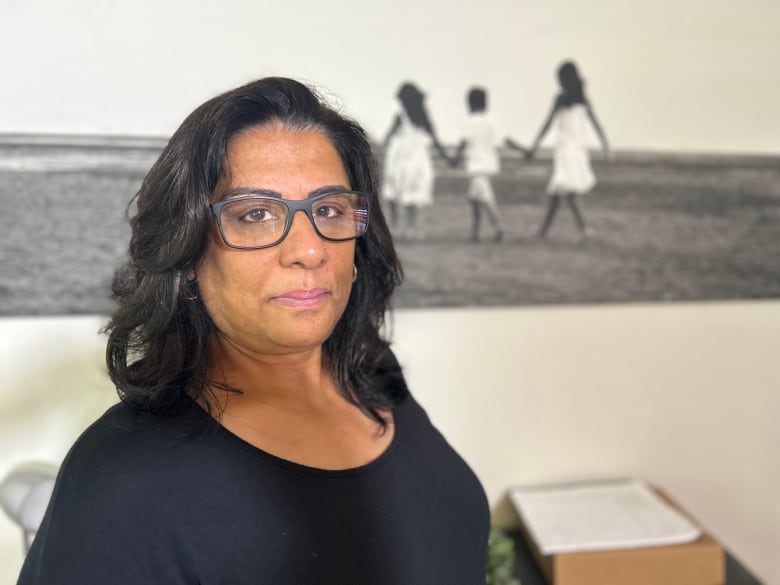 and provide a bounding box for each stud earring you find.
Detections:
[184,278,199,301]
